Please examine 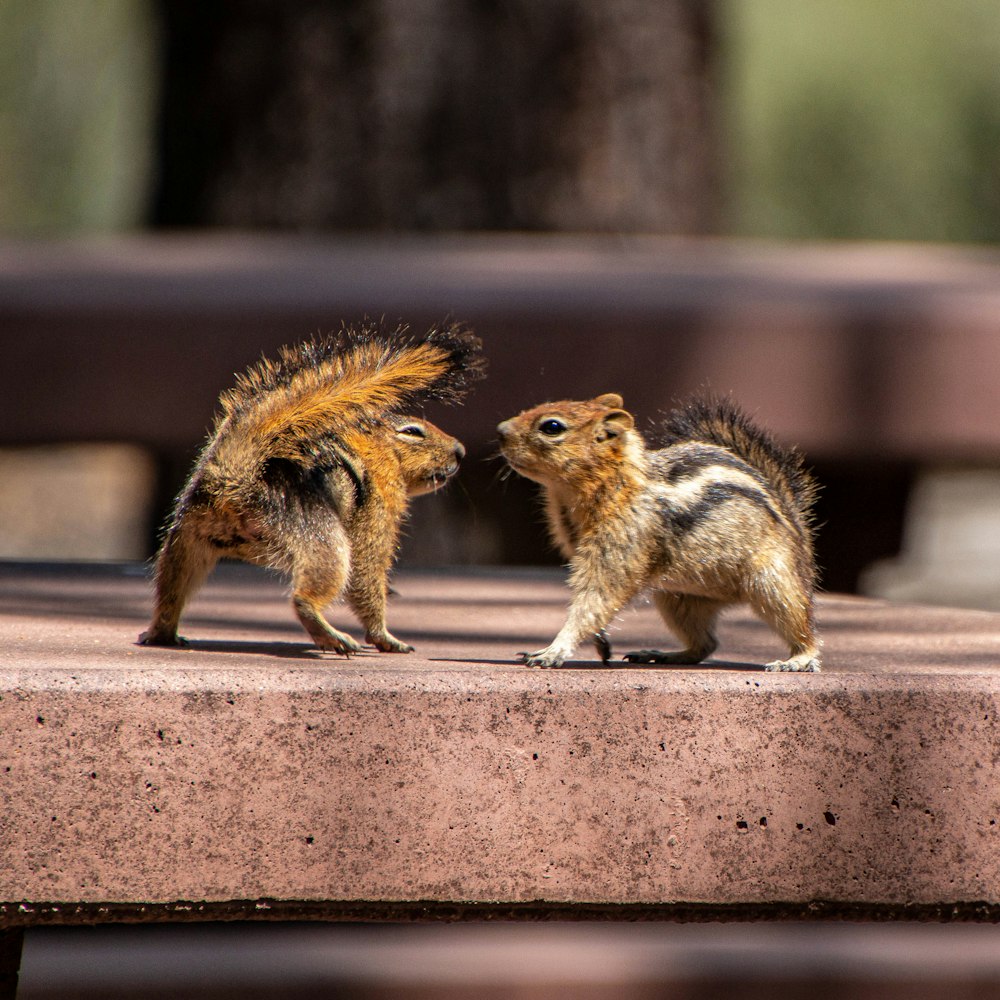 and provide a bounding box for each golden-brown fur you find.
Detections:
[497,393,821,671]
[140,322,484,654]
